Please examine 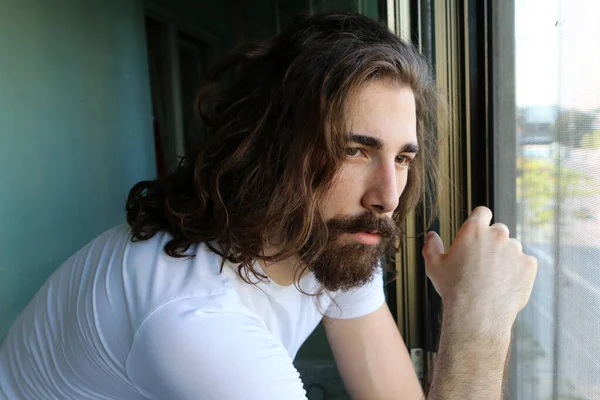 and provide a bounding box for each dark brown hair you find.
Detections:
[126,12,440,284]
